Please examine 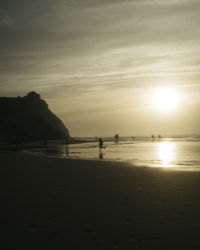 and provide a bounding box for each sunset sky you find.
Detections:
[0,0,200,136]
